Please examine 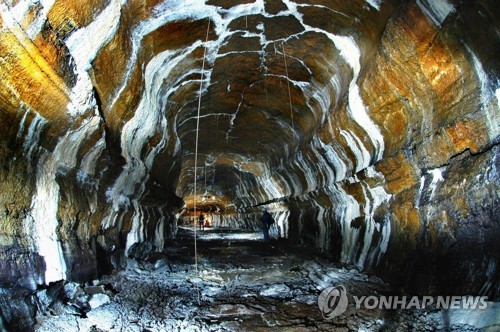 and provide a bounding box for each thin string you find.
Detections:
[193,19,210,305]
[282,42,294,129]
